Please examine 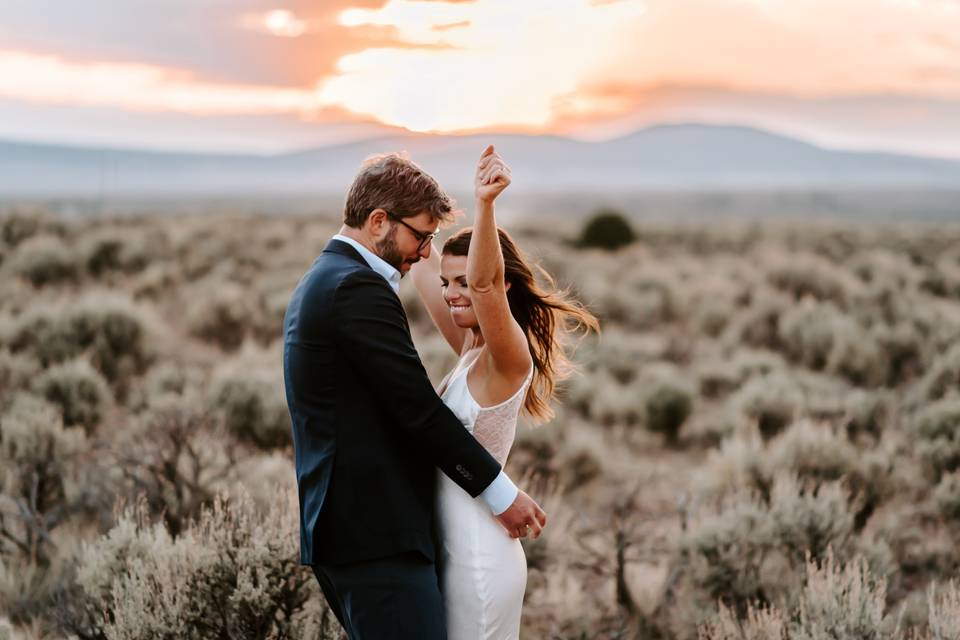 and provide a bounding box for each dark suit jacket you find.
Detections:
[283,239,502,566]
